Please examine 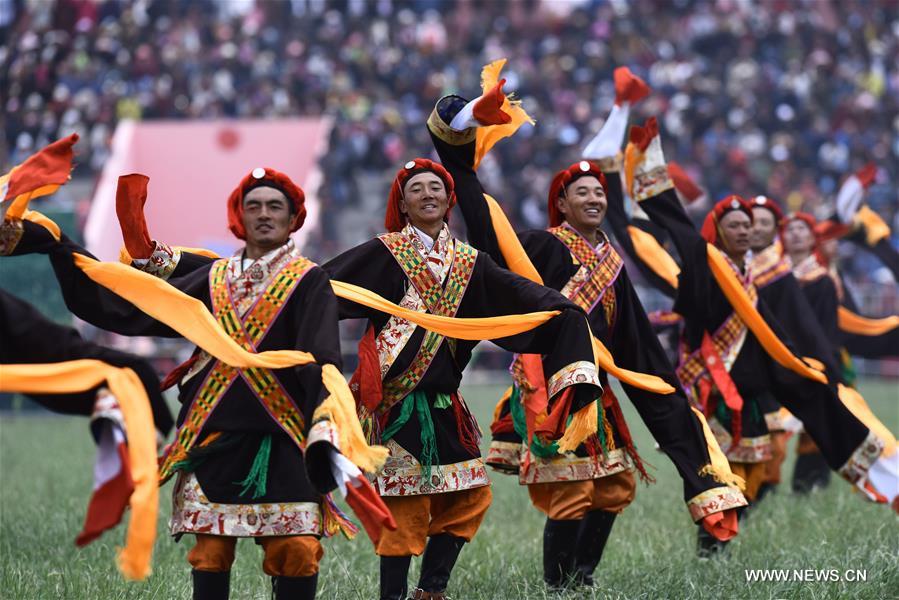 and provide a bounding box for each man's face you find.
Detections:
[242,186,295,248]
[400,172,448,230]
[750,207,778,251]
[718,210,752,255]
[783,219,815,256]
[557,175,607,230]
